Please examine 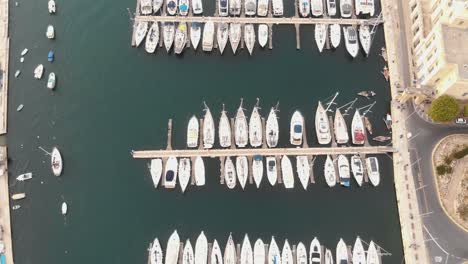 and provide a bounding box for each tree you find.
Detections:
[428,95,459,122]
[464,104,468,117]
